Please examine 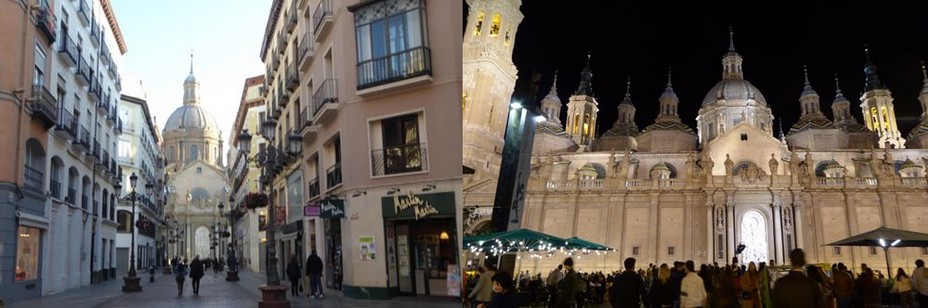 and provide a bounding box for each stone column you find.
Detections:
[726,202,736,264]
[649,192,660,264]
[793,203,805,250]
[706,202,715,264]
[772,202,783,264]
